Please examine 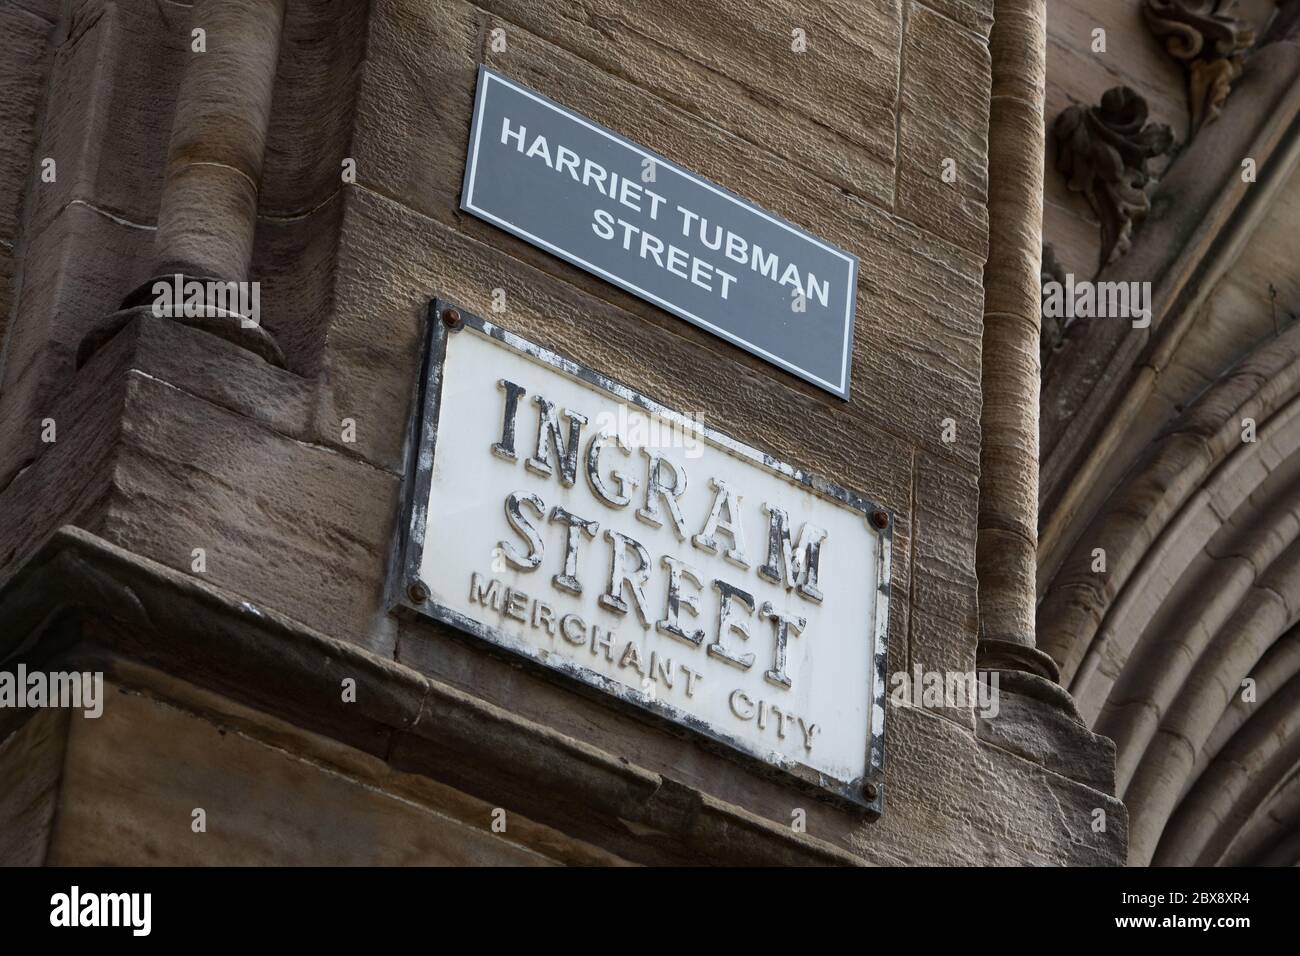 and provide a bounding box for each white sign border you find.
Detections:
[460,66,859,401]
[390,300,890,814]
